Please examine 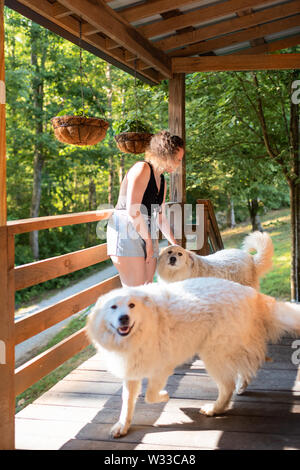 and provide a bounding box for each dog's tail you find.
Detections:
[242,231,274,277]
[269,299,300,341]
